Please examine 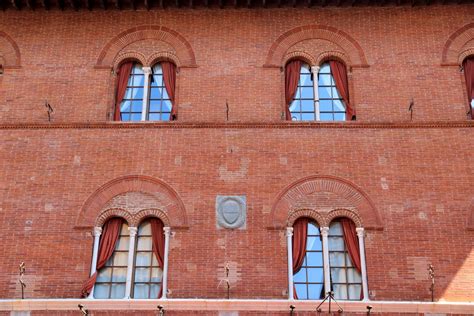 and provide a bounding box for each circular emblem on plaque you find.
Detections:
[216,195,246,229]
